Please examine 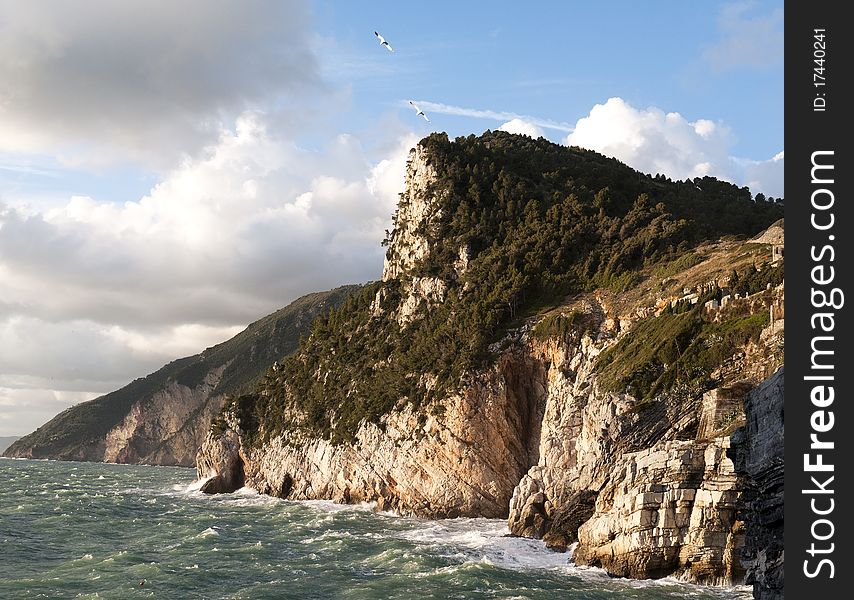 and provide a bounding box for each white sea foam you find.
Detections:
[399,517,570,572]
[395,518,752,596]
[301,530,357,544]
[222,487,285,508]
[296,499,378,513]
[180,476,213,493]
[197,527,220,538]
